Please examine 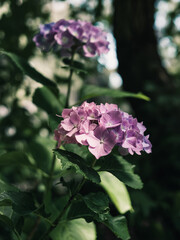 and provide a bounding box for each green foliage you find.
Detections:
[0,2,153,239]
[0,50,58,95]
[0,180,36,240]
[0,180,36,215]
[28,137,55,173]
[98,154,143,189]
[0,191,36,215]
[99,171,133,214]
[0,179,18,193]
[79,84,150,103]
[33,87,62,114]
[0,209,14,230]
[104,215,130,240]
[54,149,101,184]
[83,192,109,215]
[67,192,130,240]
[50,218,96,240]
[61,58,87,74]
[0,151,33,168]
